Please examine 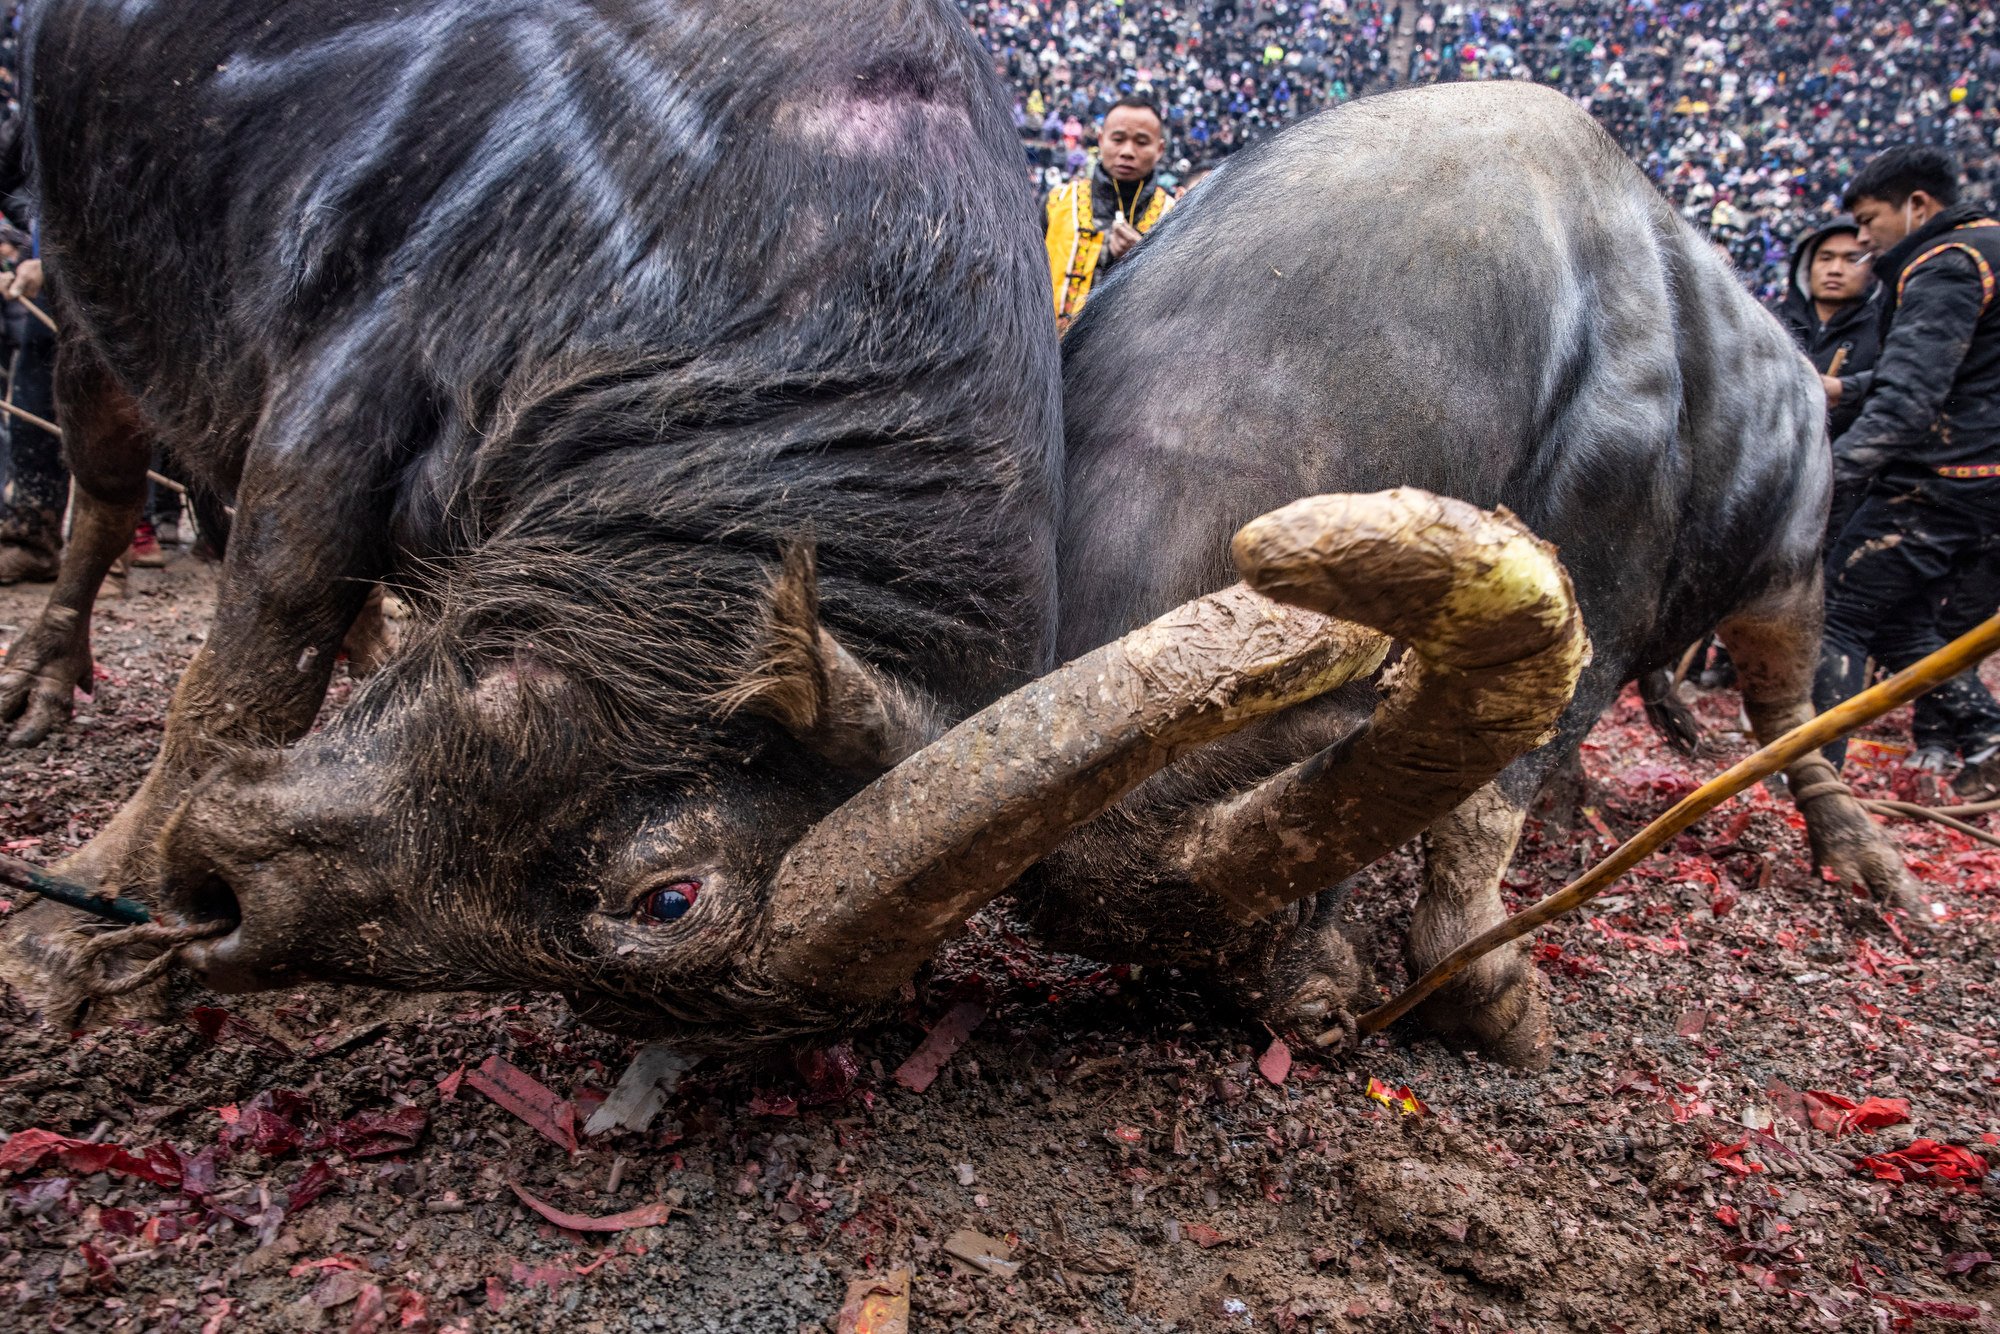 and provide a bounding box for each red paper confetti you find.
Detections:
[186,1005,296,1057]
[508,1181,676,1232]
[796,1042,862,1106]
[1257,1037,1292,1086]
[314,1105,427,1158]
[892,1001,986,1094]
[1801,1090,1910,1136]
[465,1056,578,1152]
[288,1160,339,1212]
[746,1092,800,1118]
[1365,1078,1425,1115]
[1854,1139,1989,1189]
[218,1089,311,1157]
[0,1129,185,1187]
[1705,1138,1763,1177]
